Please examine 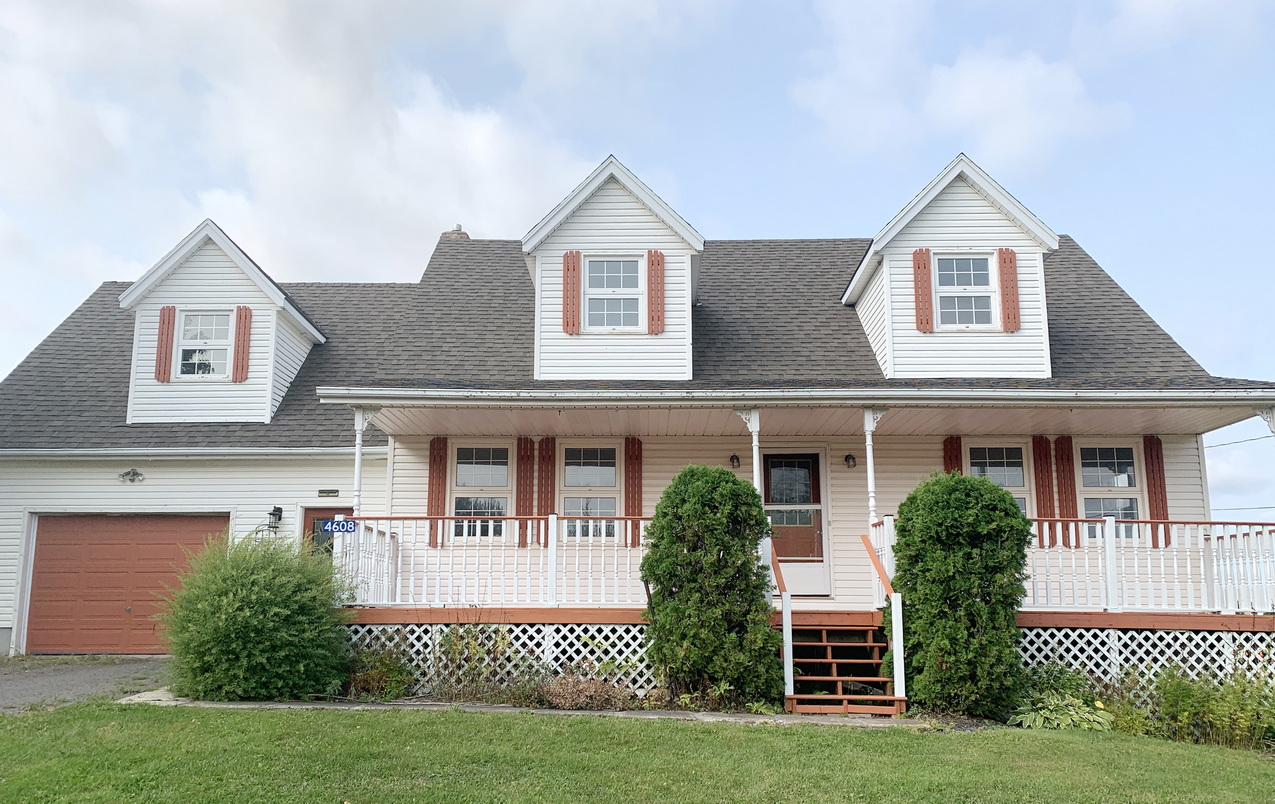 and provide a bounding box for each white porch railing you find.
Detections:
[332,515,649,607]
[869,516,1275,614]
